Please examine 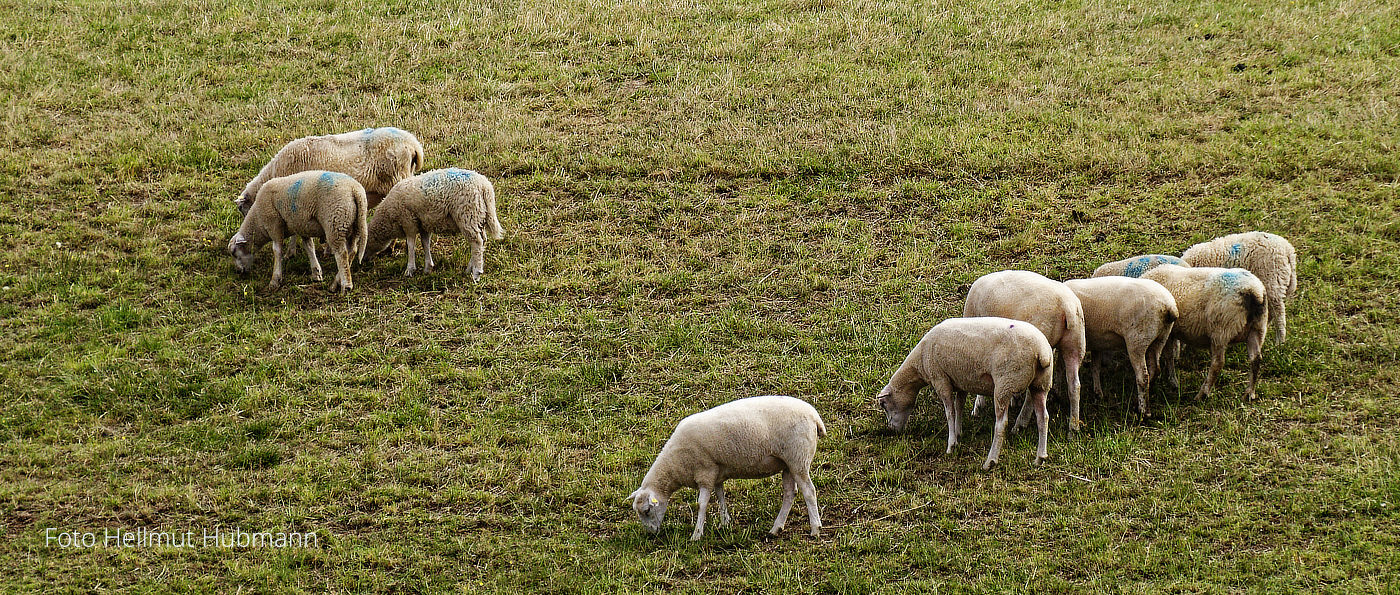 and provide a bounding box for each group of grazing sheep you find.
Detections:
[226,127,505,291]
[631,231,1297,540]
